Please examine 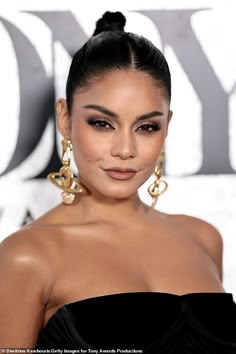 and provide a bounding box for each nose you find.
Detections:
[111,129,137,160]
